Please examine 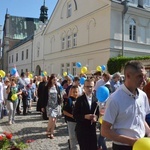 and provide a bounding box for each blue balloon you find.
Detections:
[101,65,106,71]
[10,68,17,76]
[76,62,82,68]
[96,86,109,102]
[80,77,86,85]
